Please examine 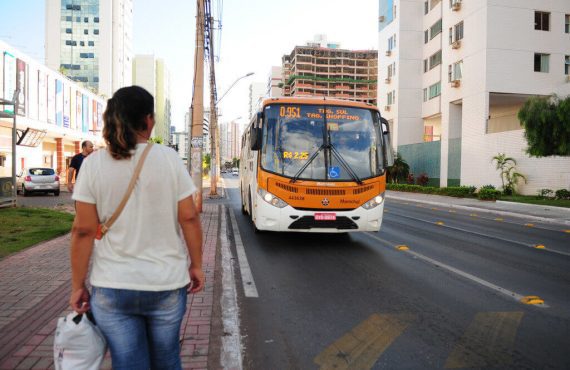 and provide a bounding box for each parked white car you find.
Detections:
[16,168,60,196]
[232,168,239,176]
